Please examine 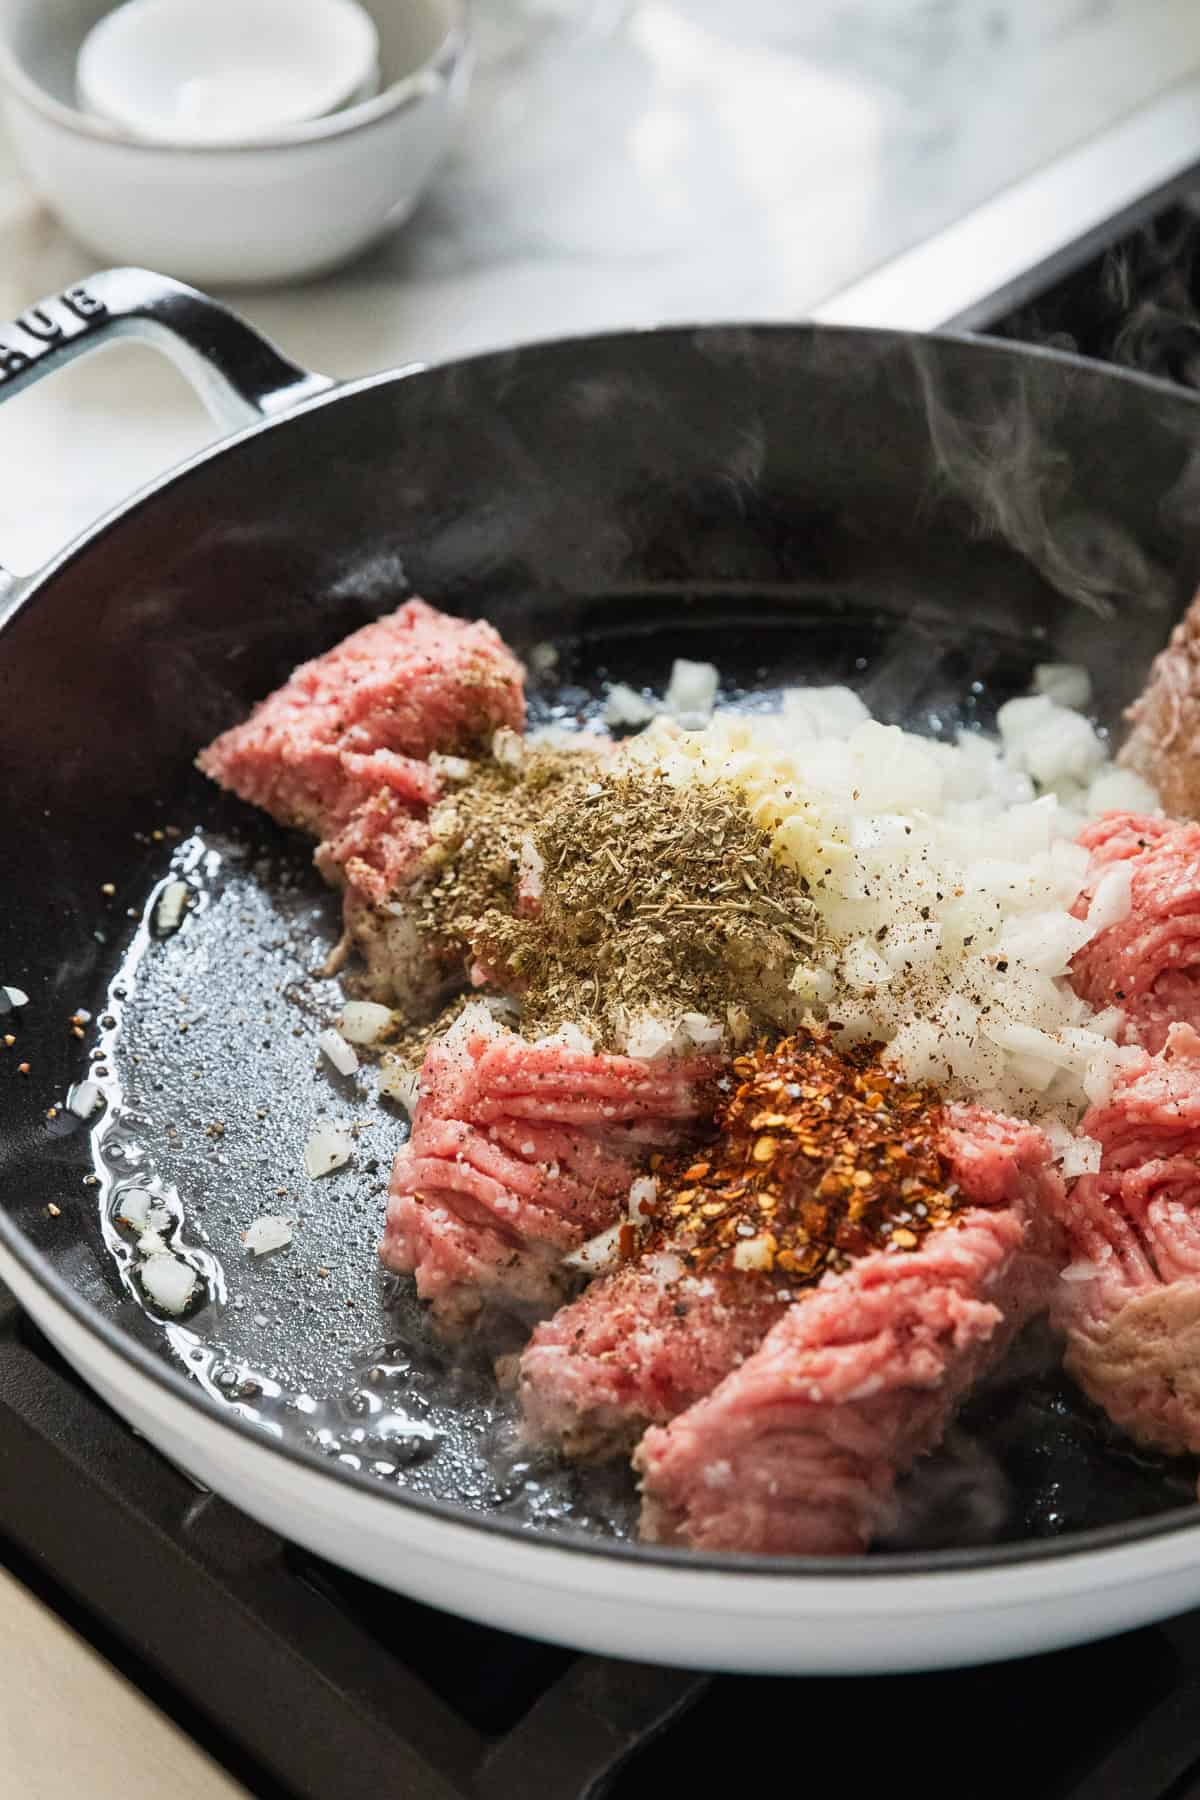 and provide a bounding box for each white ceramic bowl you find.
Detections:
[0,0,470,286]
[76,0,381,141]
